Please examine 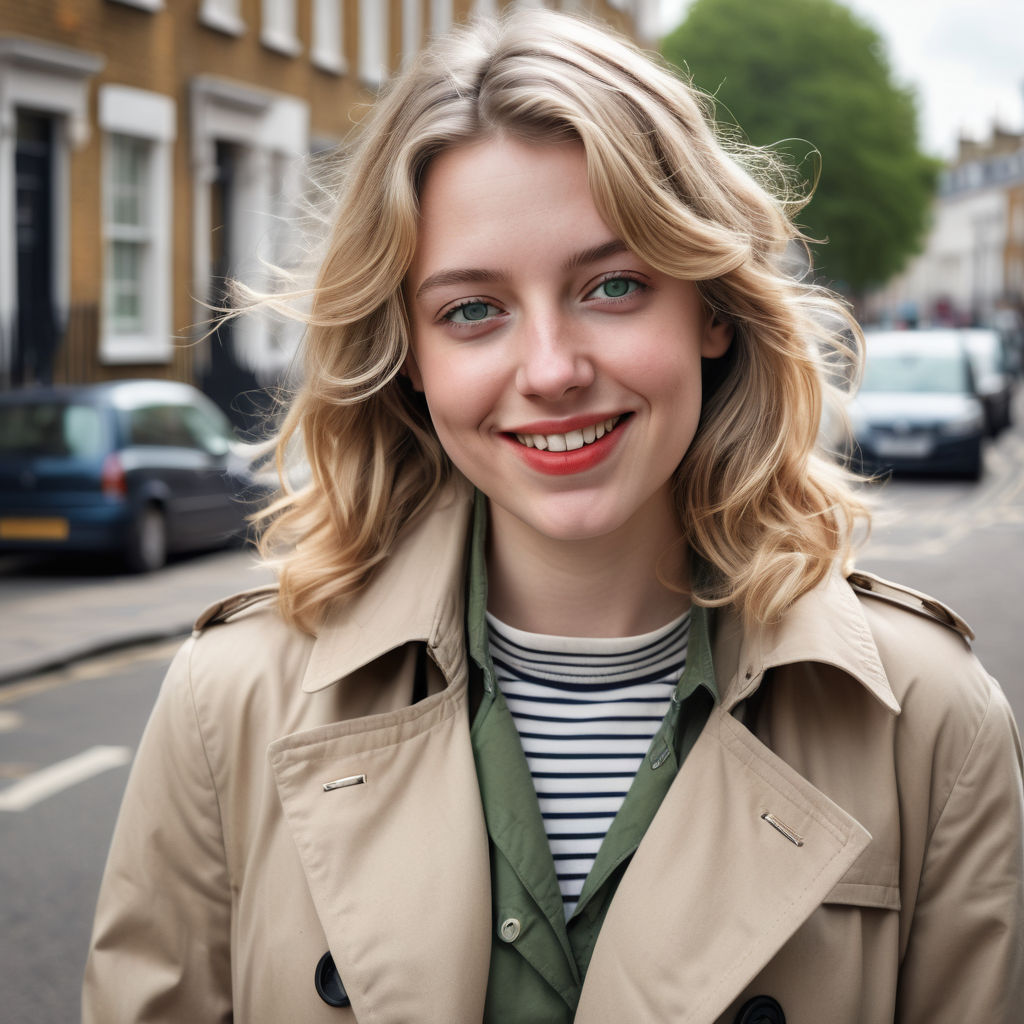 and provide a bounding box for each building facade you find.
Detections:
[0,0,641,428]
[865,128,1024,330]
